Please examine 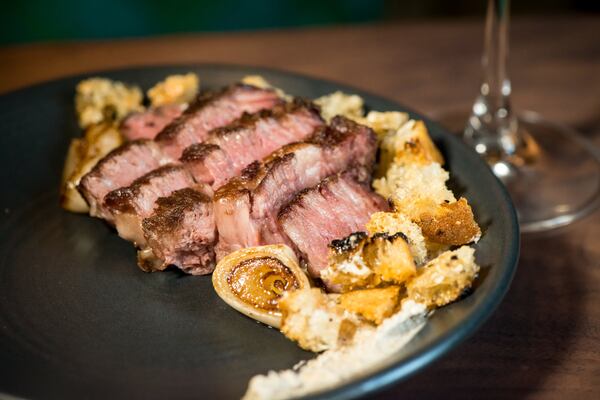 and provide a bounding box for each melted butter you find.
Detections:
[228,257,300,312]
